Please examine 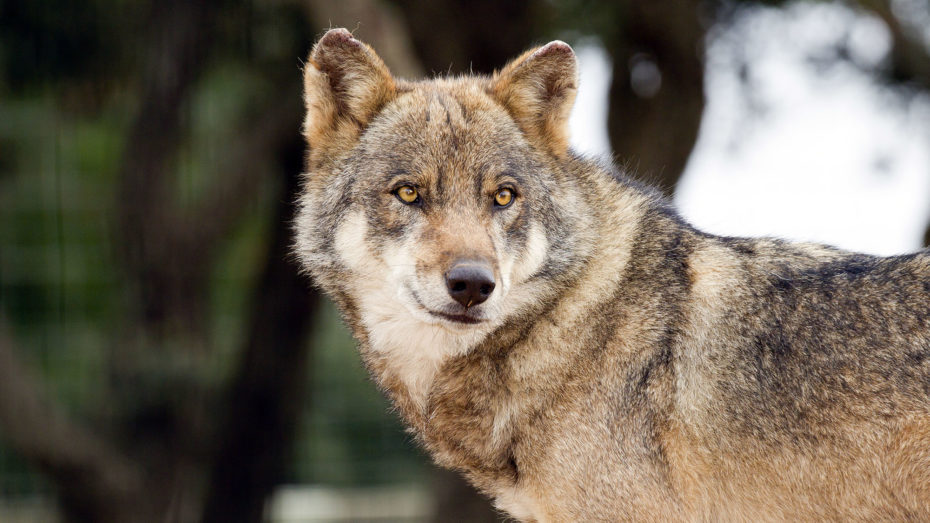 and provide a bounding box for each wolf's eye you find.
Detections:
[395,185,420,205]
[494,188,515,208]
